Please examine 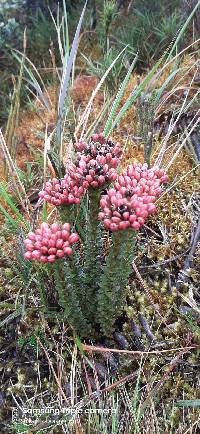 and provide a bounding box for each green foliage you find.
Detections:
[84,47,130,92]
[97,229,136,335]
[17,327,48,350]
